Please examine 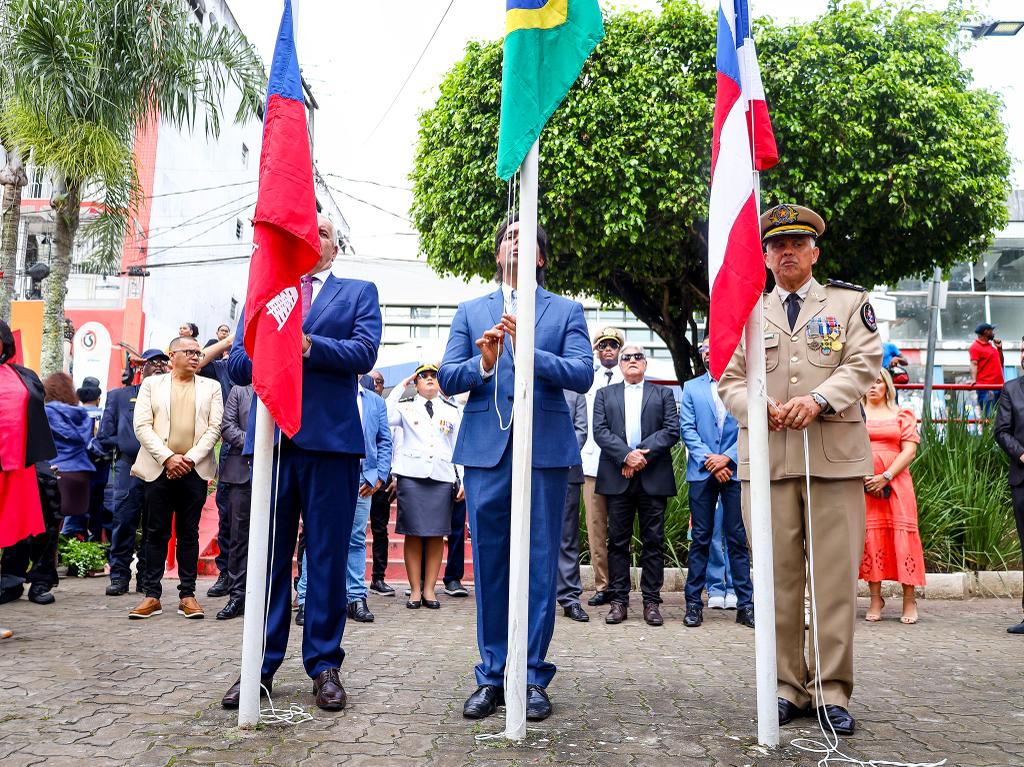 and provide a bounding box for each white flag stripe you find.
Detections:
[708,98,755,286]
